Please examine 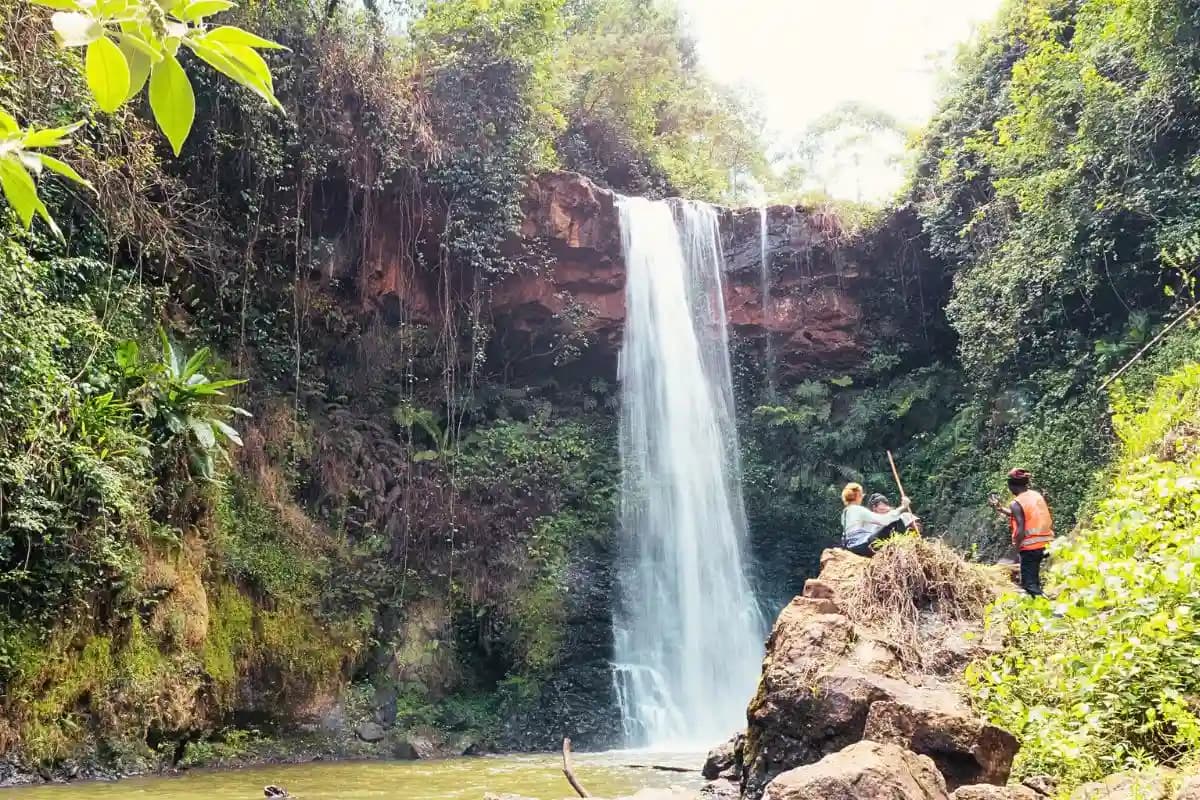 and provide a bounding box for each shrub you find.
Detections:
[968,364,1200,787]
[842,534,1004,668]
